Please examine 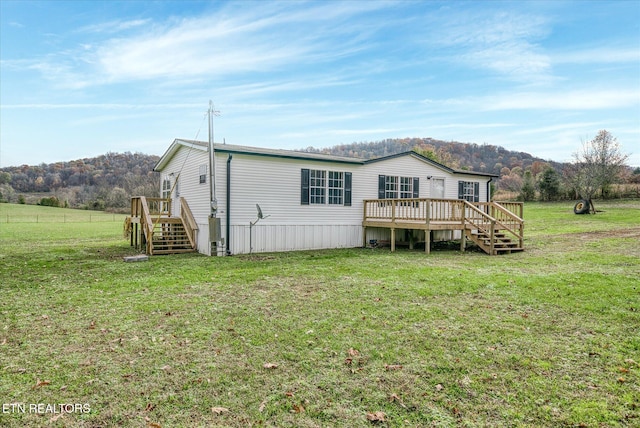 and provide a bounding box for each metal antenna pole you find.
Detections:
[208,100,220,217]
